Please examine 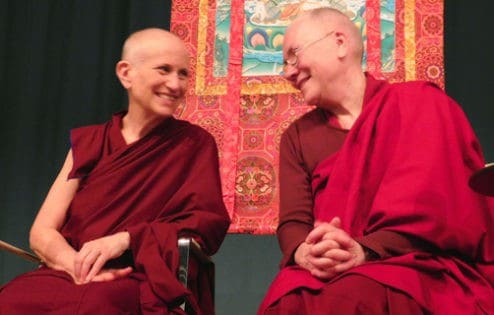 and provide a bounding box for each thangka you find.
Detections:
[171,0,444,234]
